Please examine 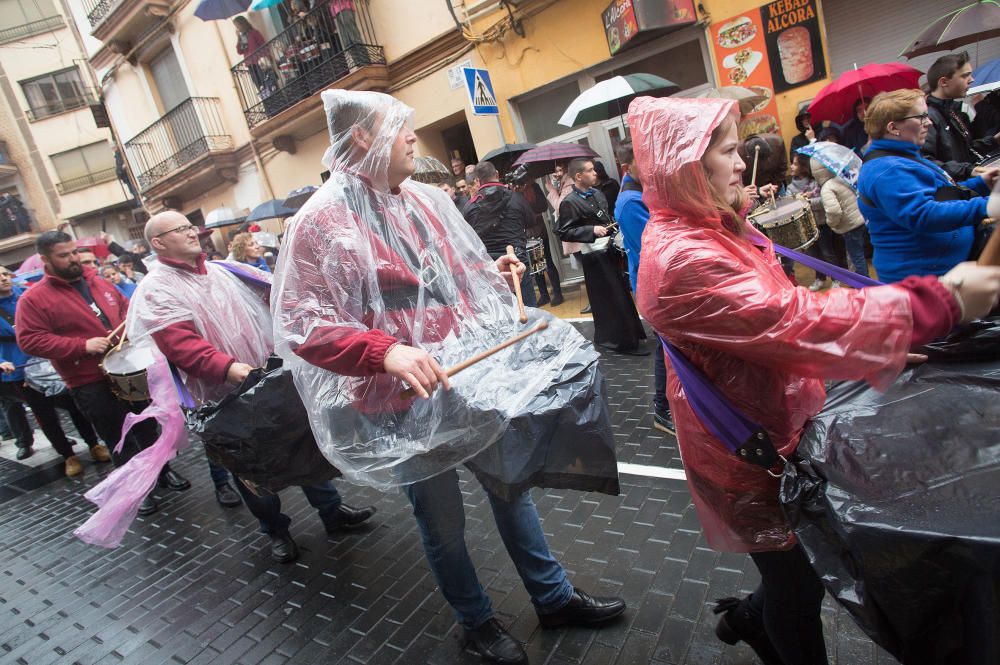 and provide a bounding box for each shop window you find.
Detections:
[515,81,582,143]
[596,39,708,91]
[21,67,89,121]
[51,142,117,194]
